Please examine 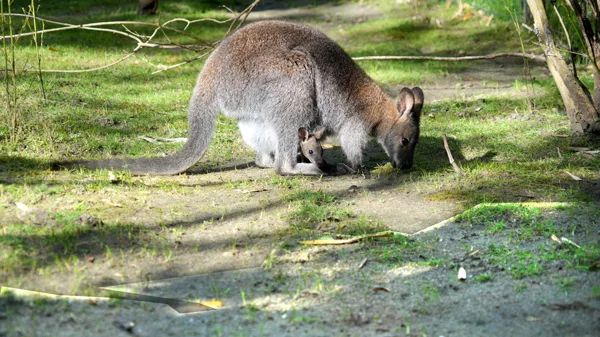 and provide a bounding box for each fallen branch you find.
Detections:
[442,134,466,176]
[300,232,396,245]
[0,0,260,74]
[352,52,545,62]
[138,136,187,143]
